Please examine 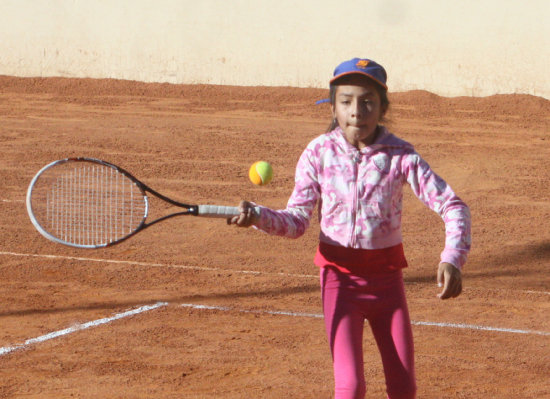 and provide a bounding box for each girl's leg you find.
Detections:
[368,276,416,399]
[321,268,367,399]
